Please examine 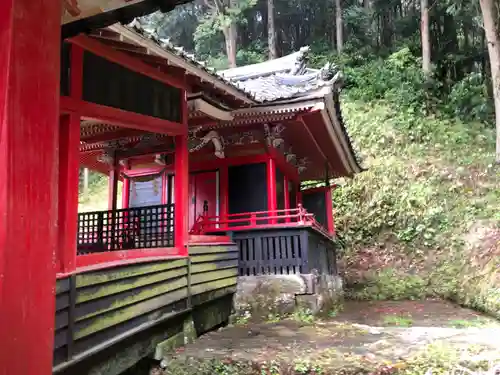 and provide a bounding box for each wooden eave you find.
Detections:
[84,25,254,109]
